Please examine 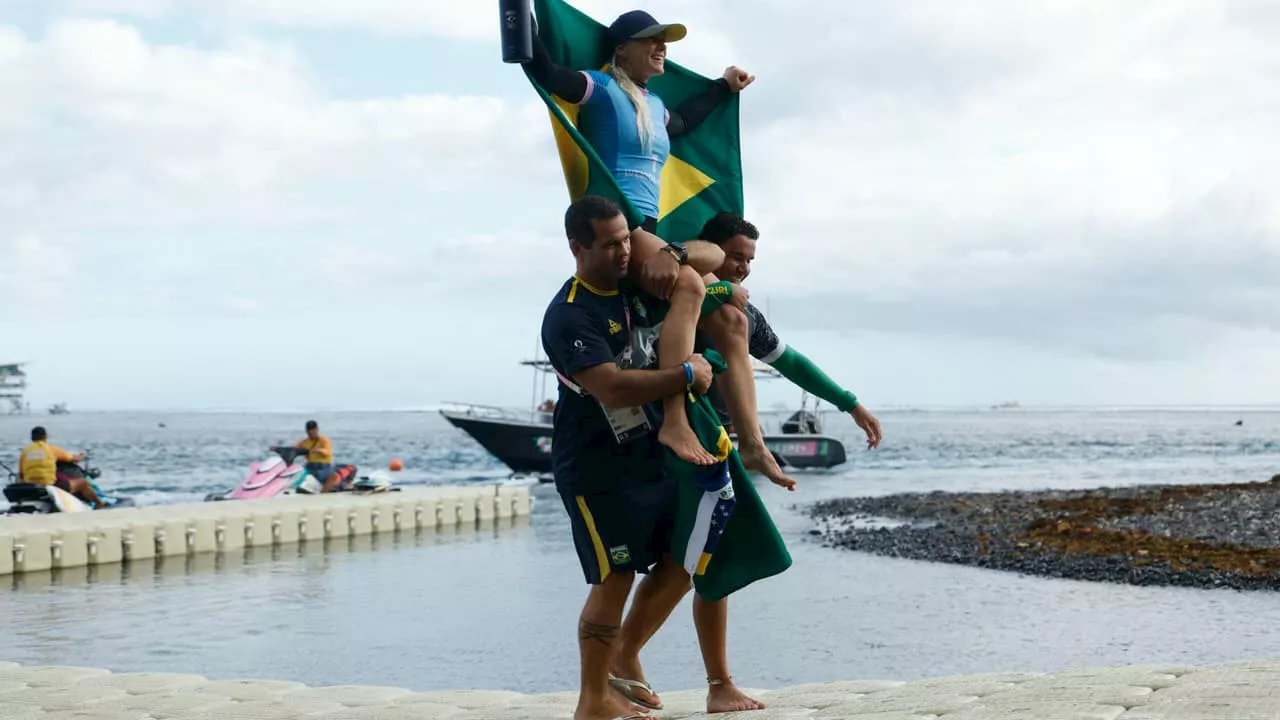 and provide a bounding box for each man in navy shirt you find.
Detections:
[542,195,728,720]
